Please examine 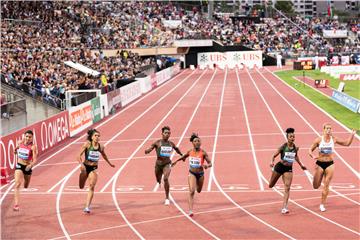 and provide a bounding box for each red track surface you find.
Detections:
[1,67,359,239]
